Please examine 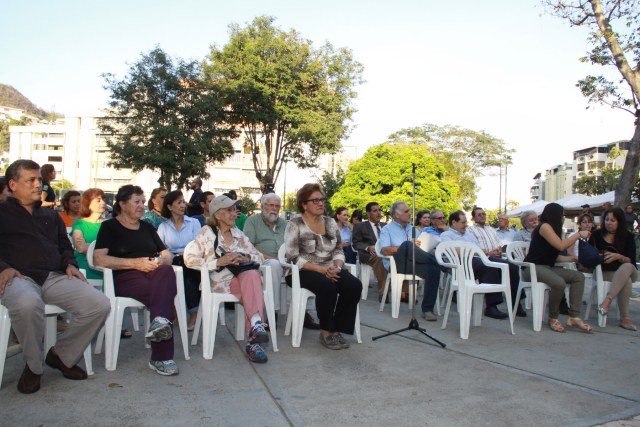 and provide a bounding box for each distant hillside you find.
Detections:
[0,84,53,119]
